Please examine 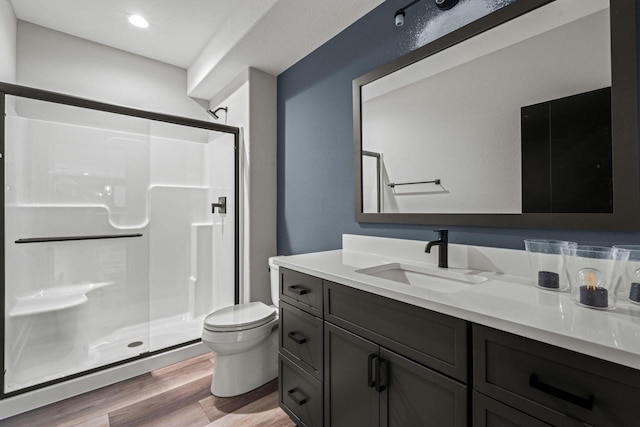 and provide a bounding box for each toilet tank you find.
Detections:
[268,257,280,308]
